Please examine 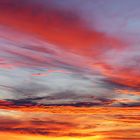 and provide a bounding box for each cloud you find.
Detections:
[0,0,139,98]
[116,89,140,96]
[0,0,139,109]
[0,106,140,139]
[0,0,123,56]
[0,1,140,140]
